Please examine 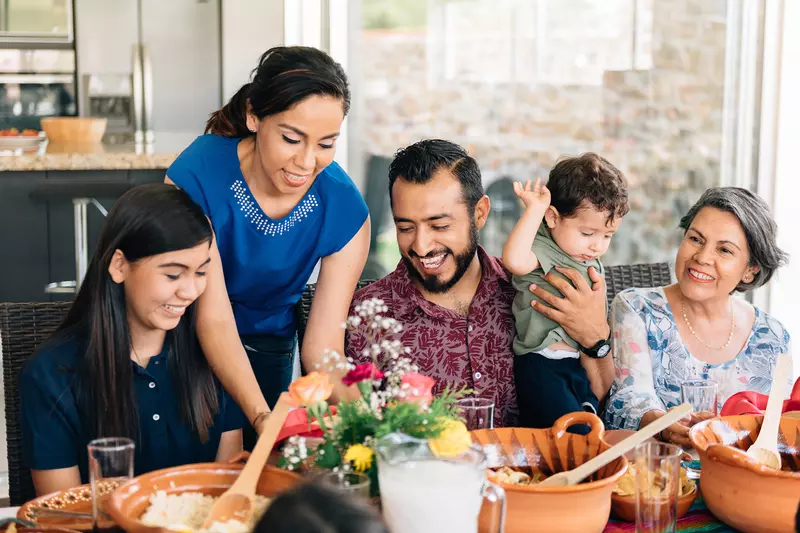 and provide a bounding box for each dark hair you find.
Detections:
[256,483,389,533]
[206,46,350,138]
[388,139,484,212]
[679,187,788,292]
[55,184,218,442]
[547,152,629,223]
